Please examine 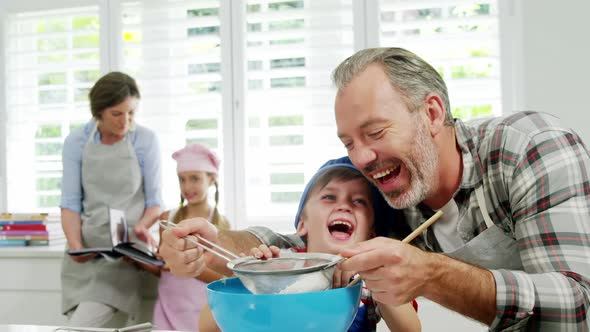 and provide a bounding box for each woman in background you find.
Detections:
[60,72,163,327]
[153,143,230,331]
